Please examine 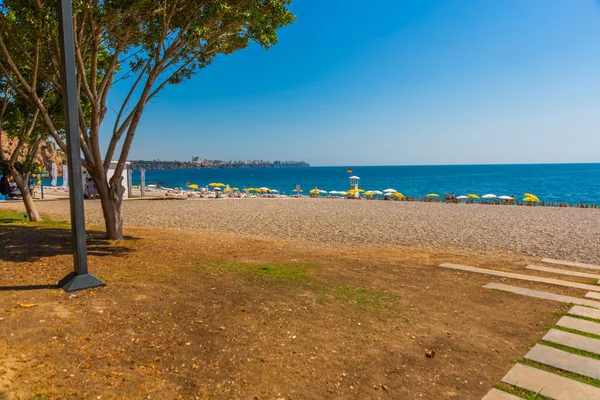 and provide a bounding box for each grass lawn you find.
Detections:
[0,211,566,399]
